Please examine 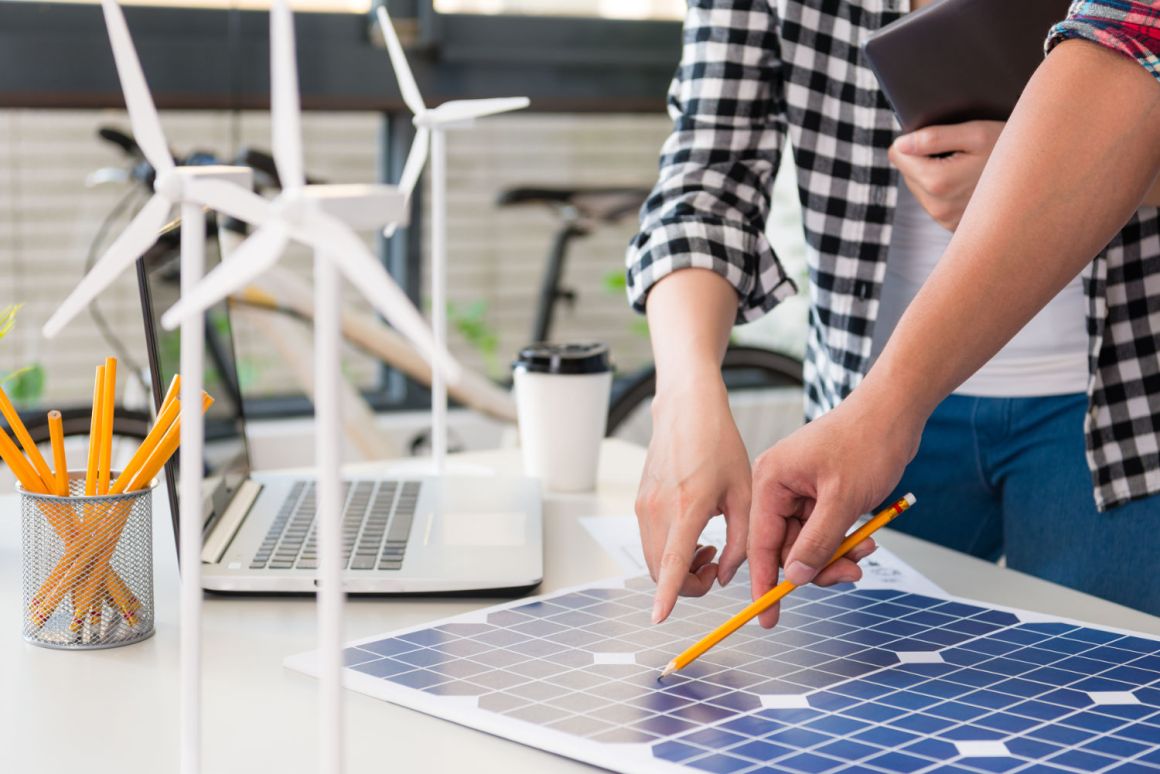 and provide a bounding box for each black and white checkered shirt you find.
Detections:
[626,0,1160,511]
